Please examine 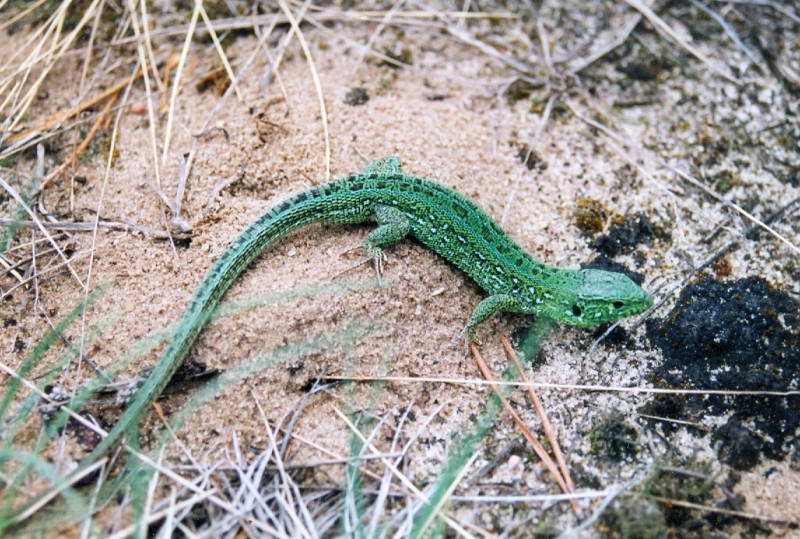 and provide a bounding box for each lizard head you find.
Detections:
[542,269,652,327]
